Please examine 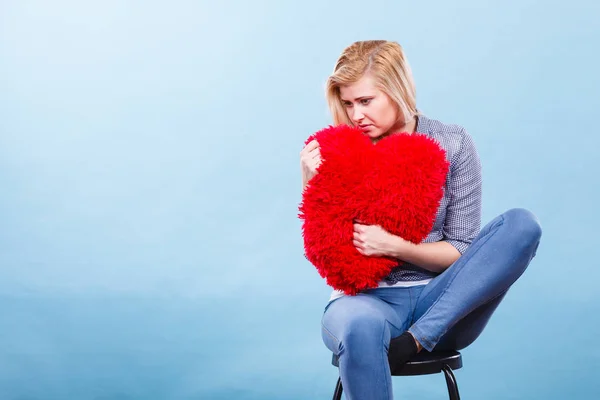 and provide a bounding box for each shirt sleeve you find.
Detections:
[443,130,482,254]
